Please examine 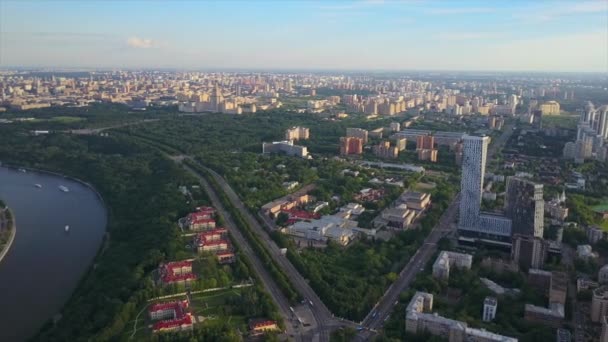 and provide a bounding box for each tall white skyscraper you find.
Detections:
[598,106,608,139]
[458,135,489,229]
